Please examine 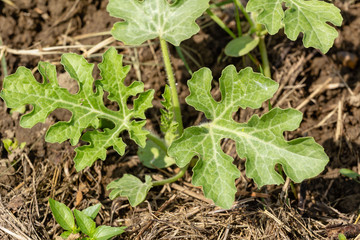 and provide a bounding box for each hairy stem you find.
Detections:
[159,38,184,135]
[152,164,189,186]
[256,24,271,78]
[146,132,168,153]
